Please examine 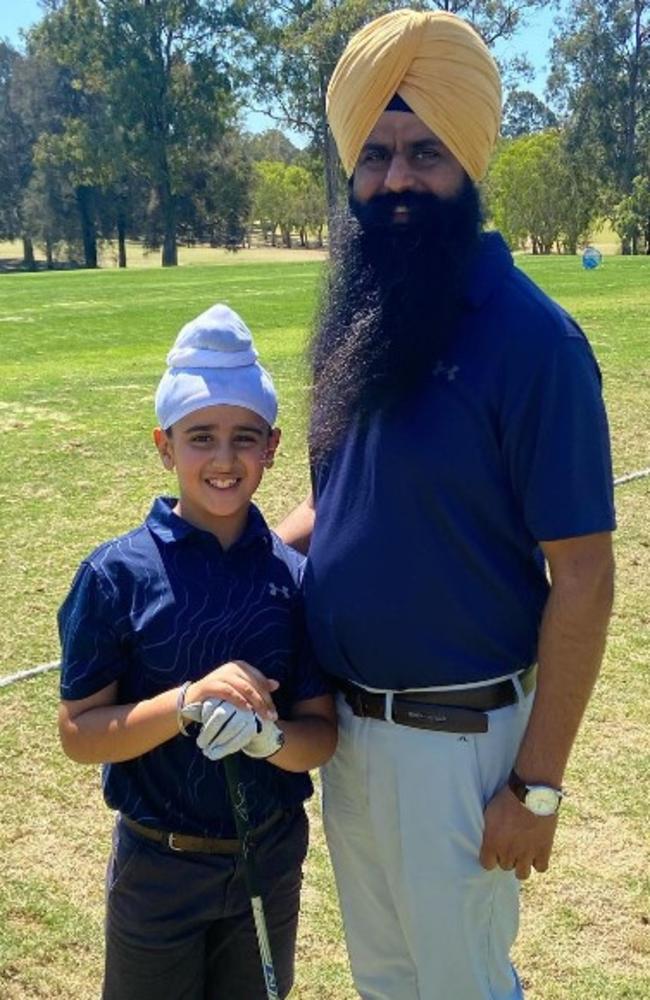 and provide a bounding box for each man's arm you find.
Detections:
[269,694,338,772]
[480,531,615,880]
[275,493,315,555]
